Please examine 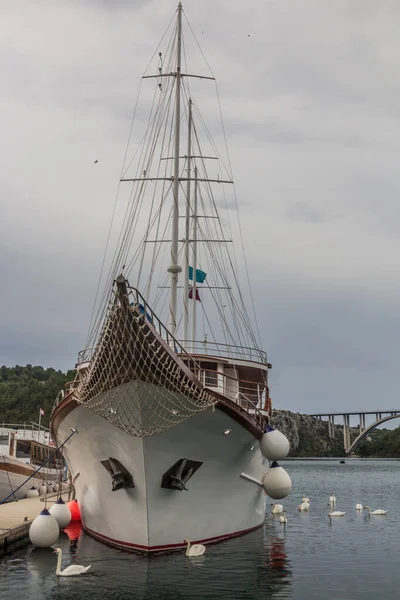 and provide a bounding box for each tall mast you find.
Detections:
[190,166,198,349]
[183,98,193,345]
[167,2,183,337]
